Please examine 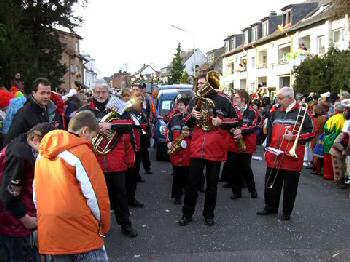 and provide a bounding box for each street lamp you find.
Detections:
[170,25,196,79]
